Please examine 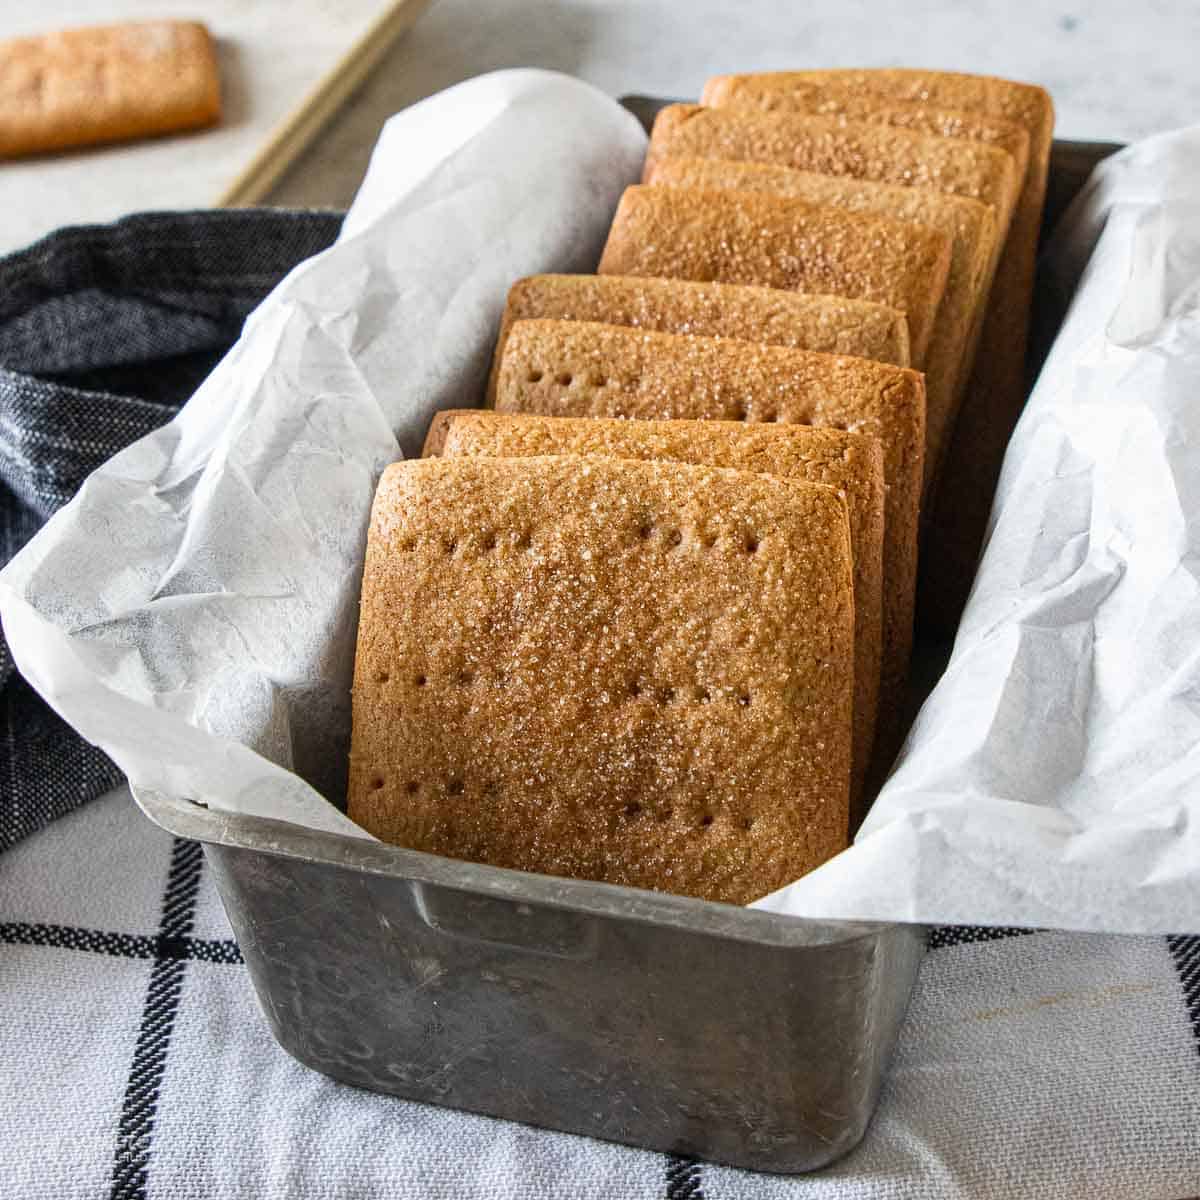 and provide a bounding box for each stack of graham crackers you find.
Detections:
[347,69,1053,907]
